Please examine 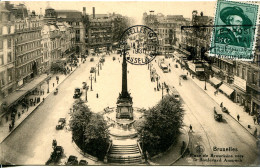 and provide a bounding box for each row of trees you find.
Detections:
[69,99,109,160]
[136,94,184,157]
